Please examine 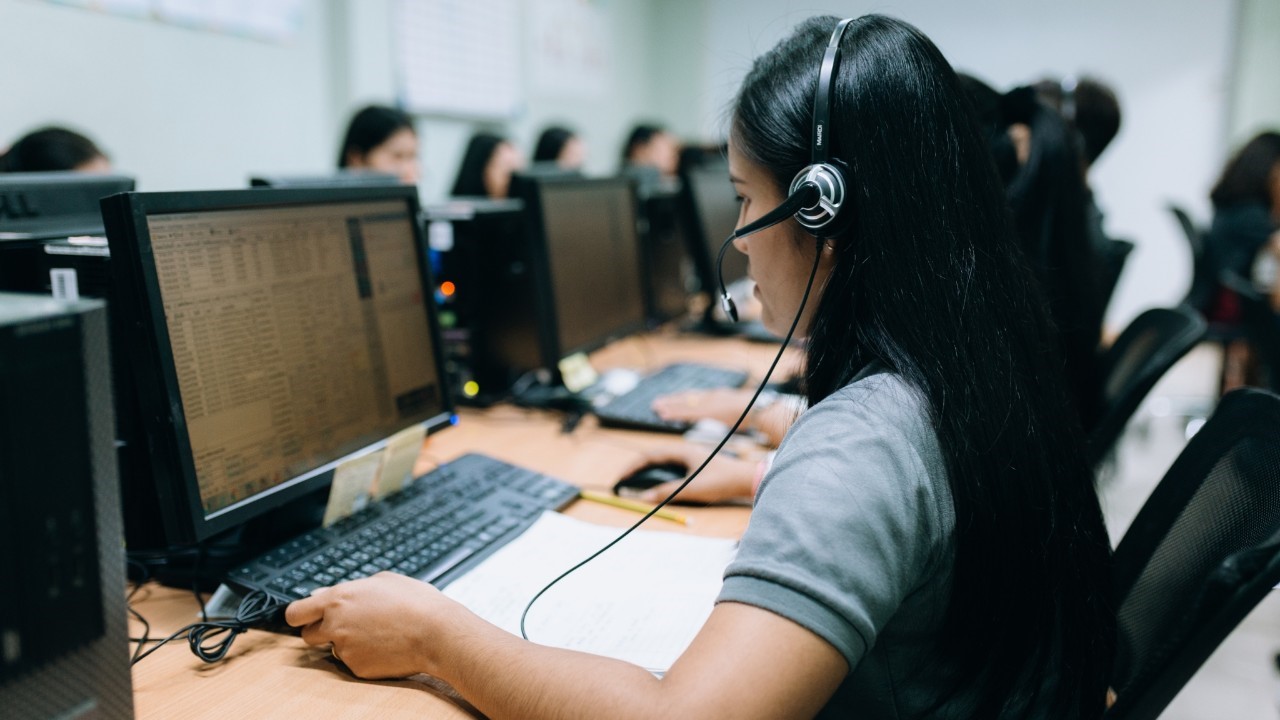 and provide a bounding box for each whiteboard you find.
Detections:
[393,0,522,119]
